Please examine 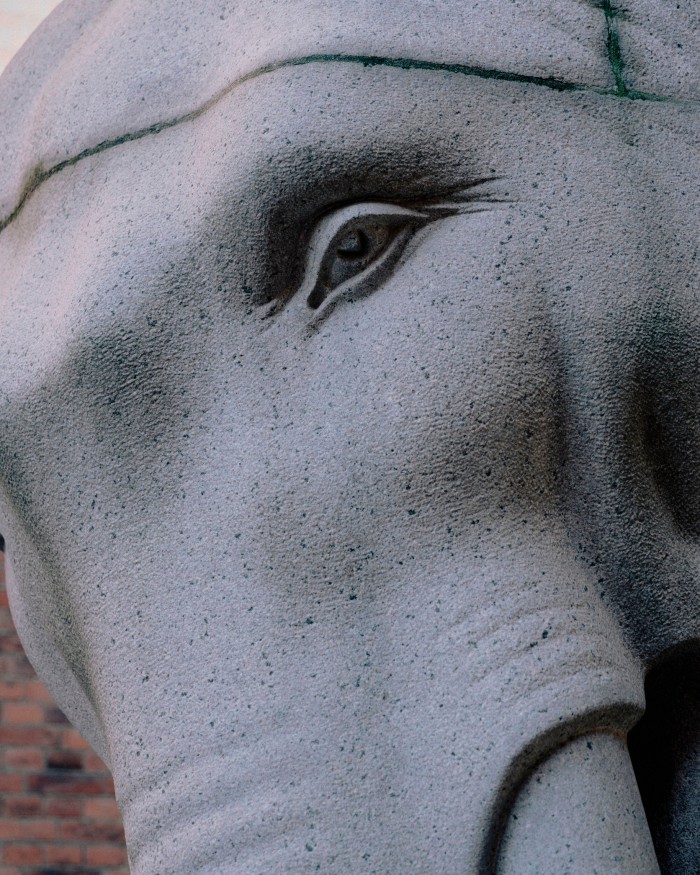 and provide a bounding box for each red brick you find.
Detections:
[45,751,83,771]
[84,797,121,821]
[0,657,32,679]
[84,751,108,772]
[86,844,128,866]
[2,844,42,865]
[0,655,31,677]
[9,655,37,678]
[62,822,125,842]
[46,844,82,865]
[44,705,70,725]
[28,774,112,796]
[61,728,91,750]
[0,681,25,700]
[3,747,44,769]
[37,869,100,875]
[0,817,57,840]
[0,636,24,654]
[0,774,23,792]
[5,797,41,817]
[44,798,83,818]
[0,615,16,636]
[0,726,57,746]
[2,702,44,724]
[24,680,54,703]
